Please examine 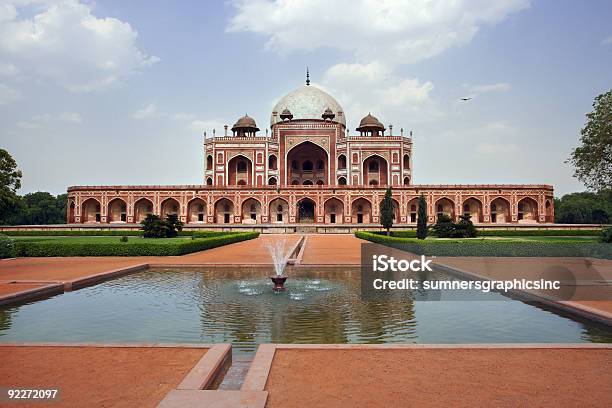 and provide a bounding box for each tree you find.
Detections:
[416,194,428,240]
[0,149,22,224]
[569,90,612,192]
[554,190,611,224]
[164,214,183,238]
[140,214,167,238]
[431,214,454,238]
[454,213,478,238]
[379,187,394,235]
[21,192,65,224]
